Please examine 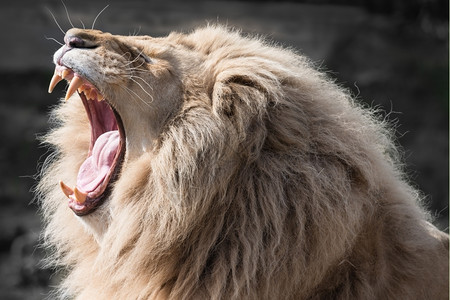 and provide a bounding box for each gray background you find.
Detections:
[0,0,447,299]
